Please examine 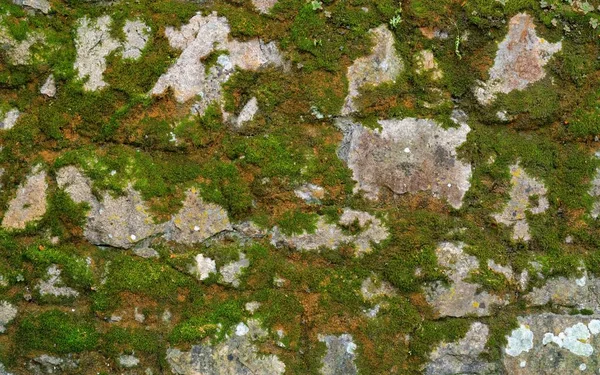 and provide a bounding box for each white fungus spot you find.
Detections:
[235,322,249,336]
[193,225,200,232]
[130,234,137,241]
[520,360,527,368]
[580,363,587,371]
[403,147,410,153]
